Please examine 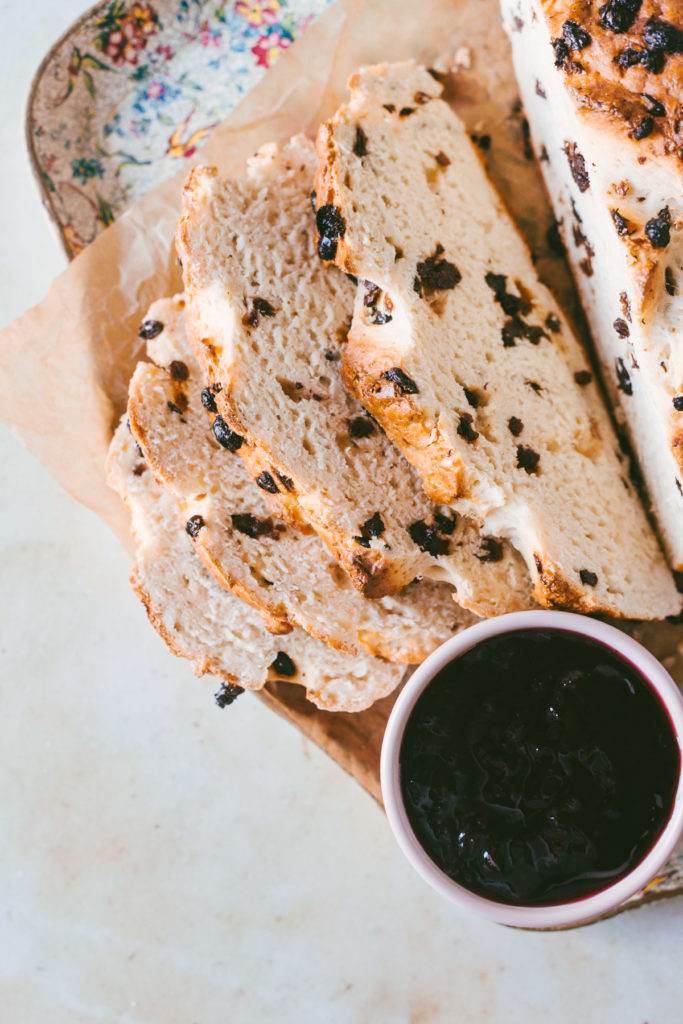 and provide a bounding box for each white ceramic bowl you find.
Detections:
[381,610,683,929]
